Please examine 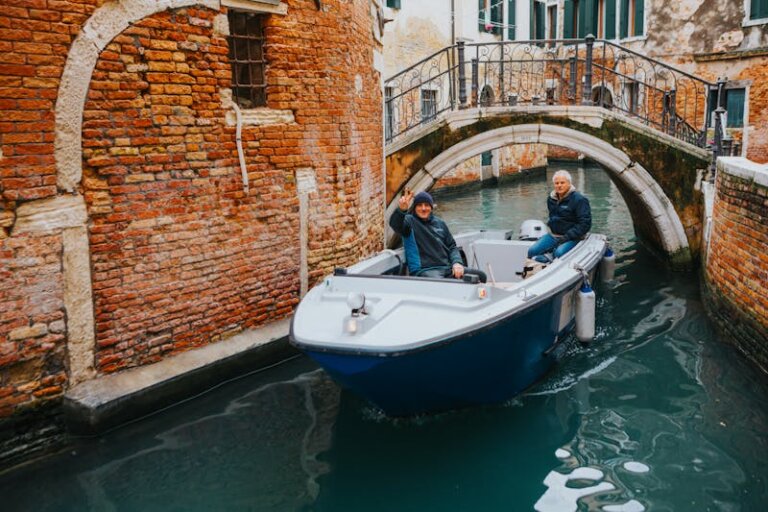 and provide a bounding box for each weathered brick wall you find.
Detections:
[434,144,548,190]
[1,0,383,466]
[703,161,768,373]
